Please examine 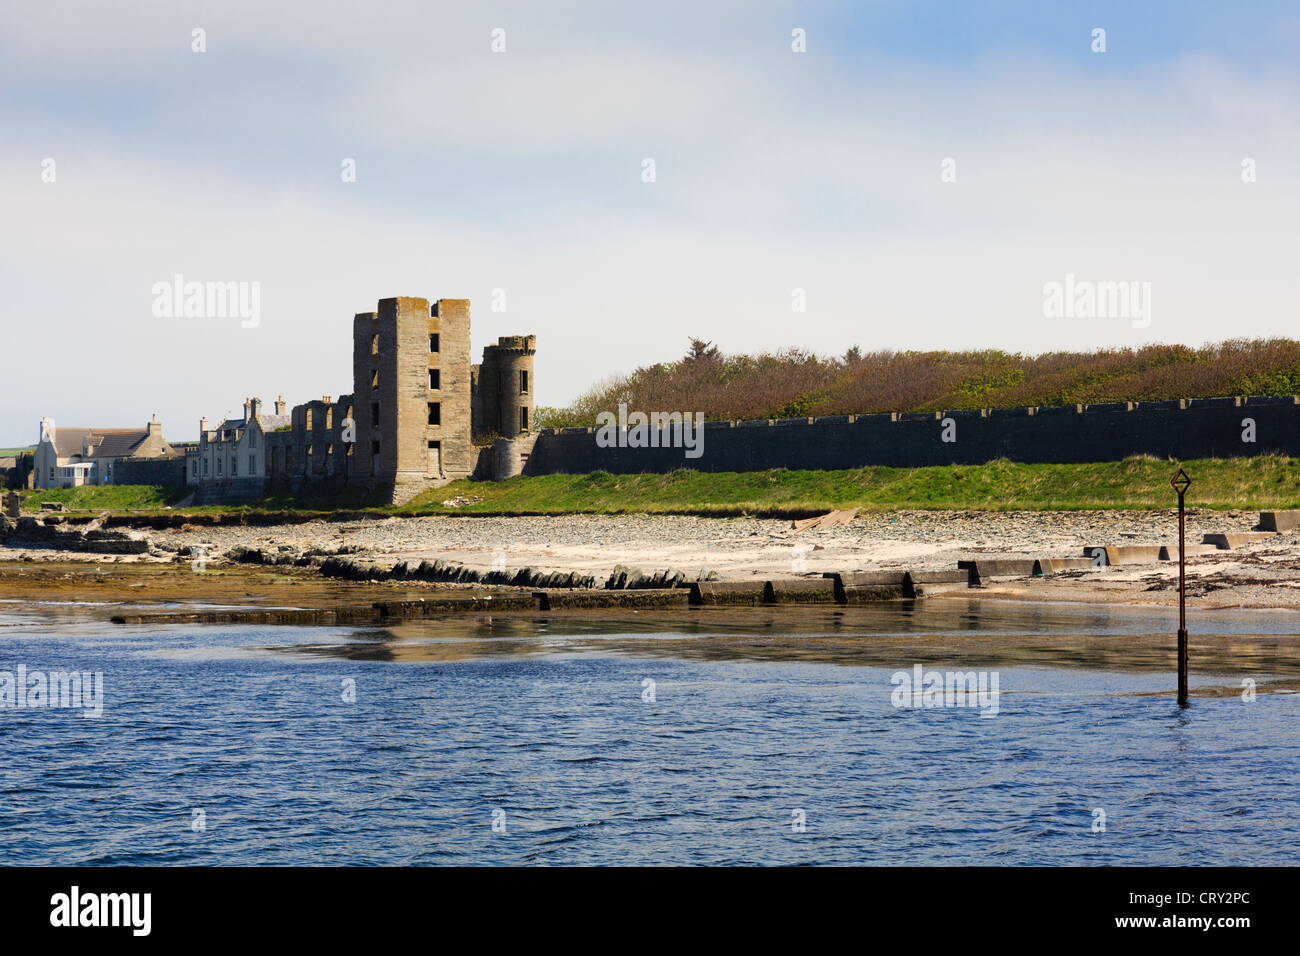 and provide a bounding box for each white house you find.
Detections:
[34,416,175,489]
